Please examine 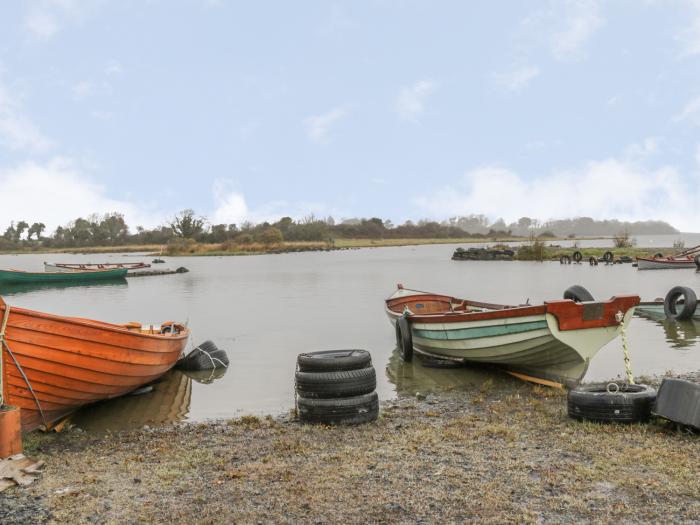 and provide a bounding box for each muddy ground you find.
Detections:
[1,375,698,524]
